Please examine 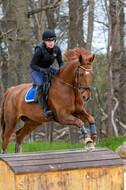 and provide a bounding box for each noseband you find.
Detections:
[53,62,92,92]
